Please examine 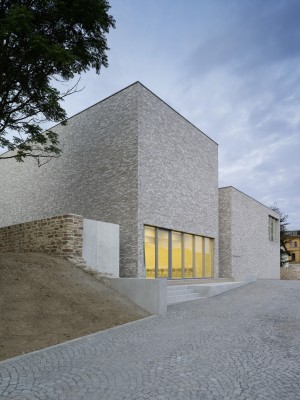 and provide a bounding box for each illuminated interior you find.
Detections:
[158,229,169,278]
[144,226,213,279]
[195,236,203,277]
[172,232,182,278]
[205,237,213,277]
[145,226,155,278]
[184,234,193,278]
